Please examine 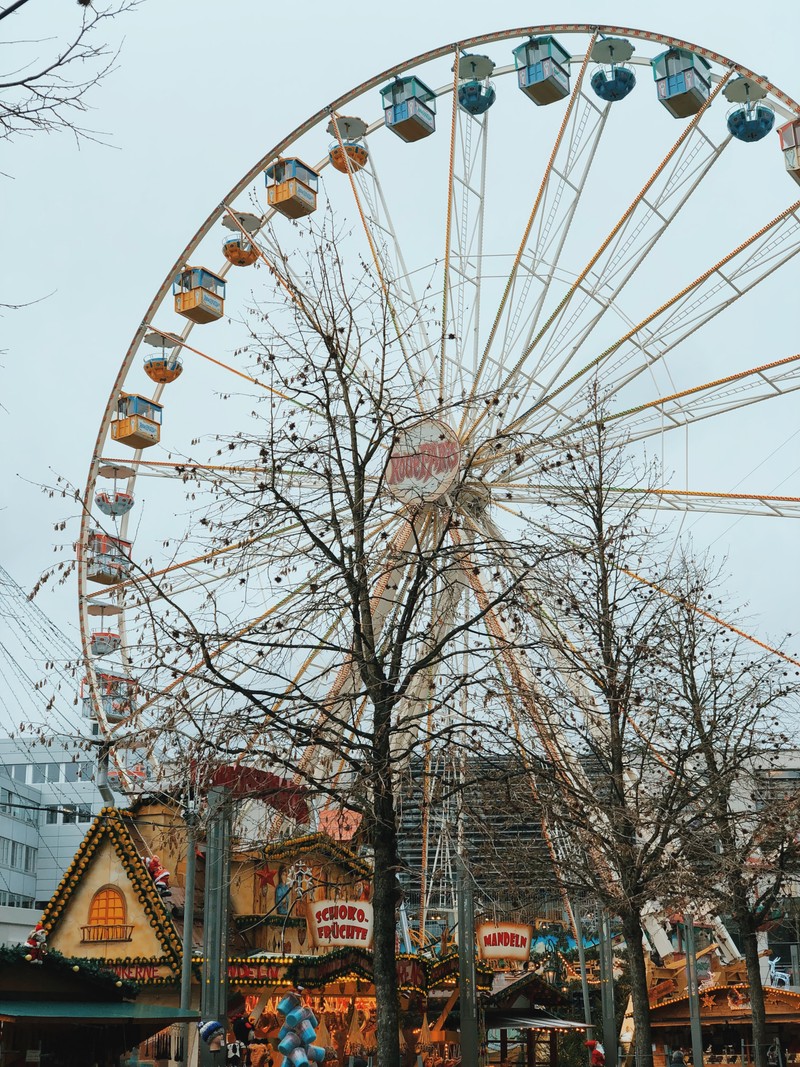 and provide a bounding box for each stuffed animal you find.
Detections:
[144,855,172,897]
[24,922,47,963]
